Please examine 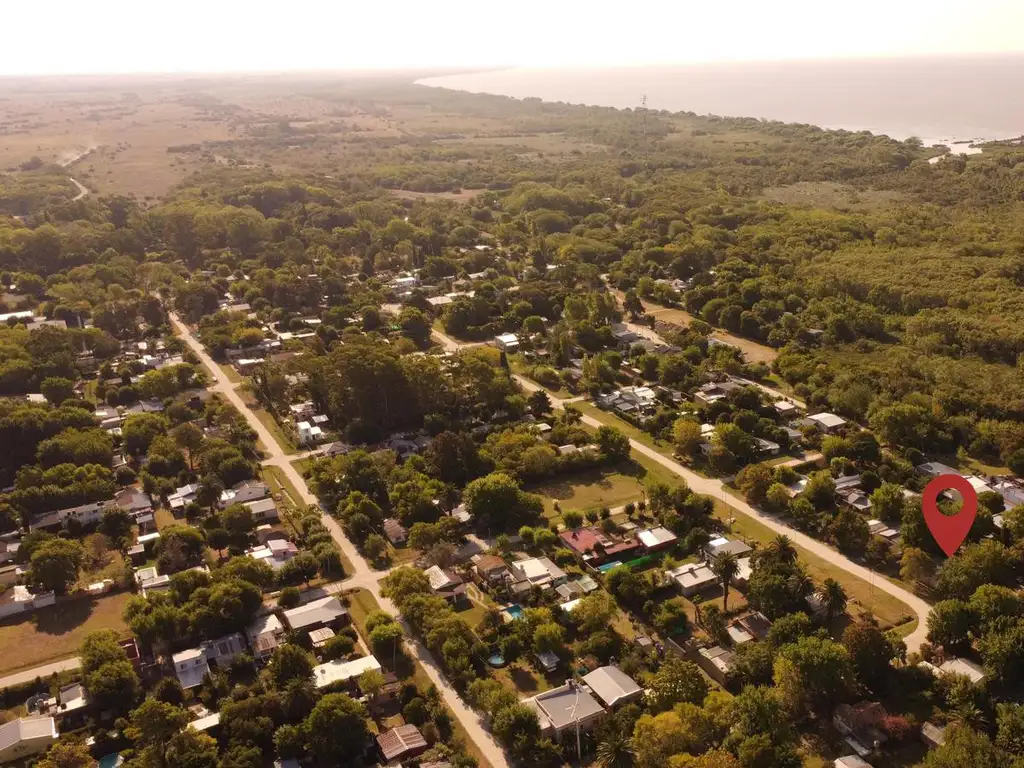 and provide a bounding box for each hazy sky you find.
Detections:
[2,0,1023,75]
